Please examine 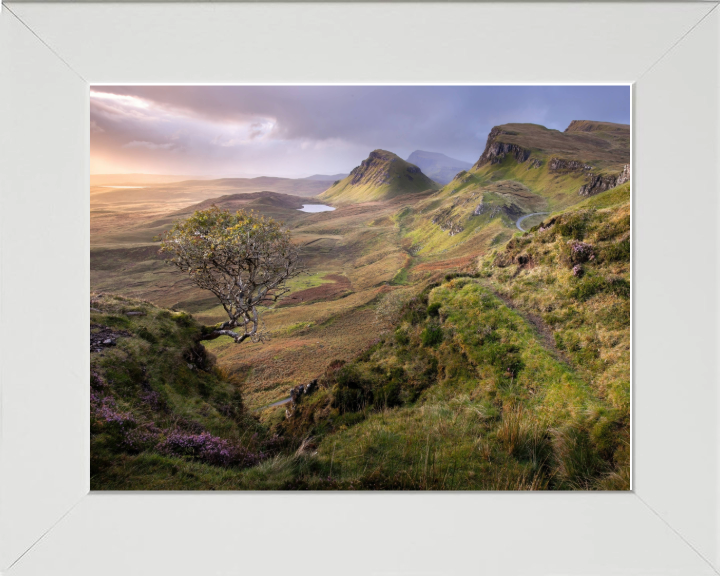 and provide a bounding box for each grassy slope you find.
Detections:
[90,294,275,489]
[91,183,630,490]
[321,150,439,204]
[388,122,629,259]
[90,123,630,490]
[481,183,631,411]
[474,122,629,171]
[270,185,630,490]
